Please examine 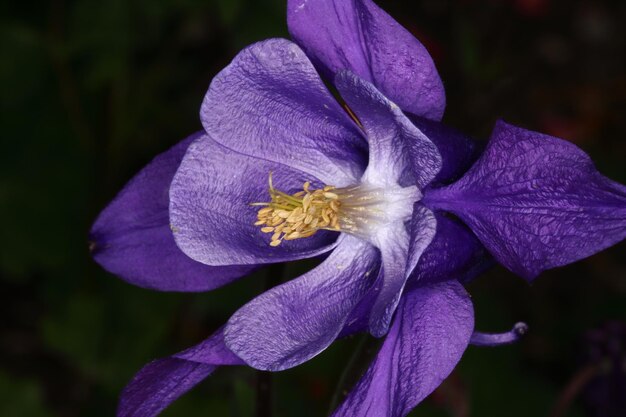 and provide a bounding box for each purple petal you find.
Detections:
[174,329,245,365]
[335,71,442,189]
[118,358,214,417]
[406,205,438,277]
[425,121,626,280]
[341,213,489,338]
[332,280,474,417]
[409,116,481,186]
[288,0,446,120]
[368,206,437,337]
[409,213,492,287]
[118,328,243,417]
[200,38,367,187]
[89,132,254,292]
[224,235,379,371]
[169,135,337,266]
